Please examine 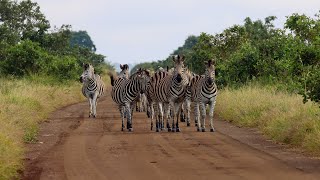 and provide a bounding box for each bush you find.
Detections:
[2,40,48,76]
